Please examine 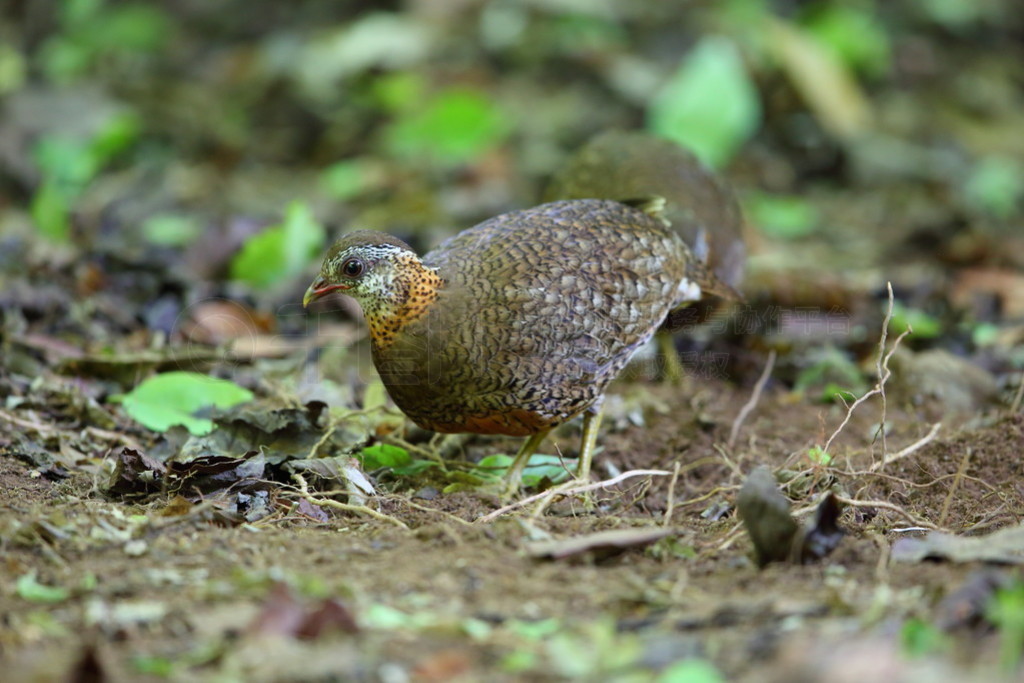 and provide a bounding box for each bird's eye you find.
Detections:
[341,257,364,278]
